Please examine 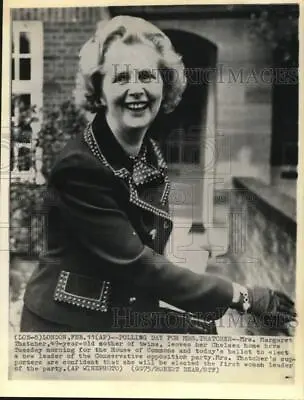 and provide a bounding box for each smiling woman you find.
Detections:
[74,15,186,114]
[20,15,296,333]
[99,41,163,154]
